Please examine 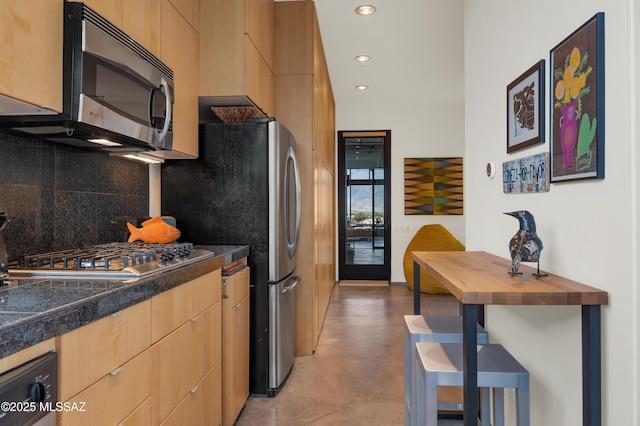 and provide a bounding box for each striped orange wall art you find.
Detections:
[404,157,464,215]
